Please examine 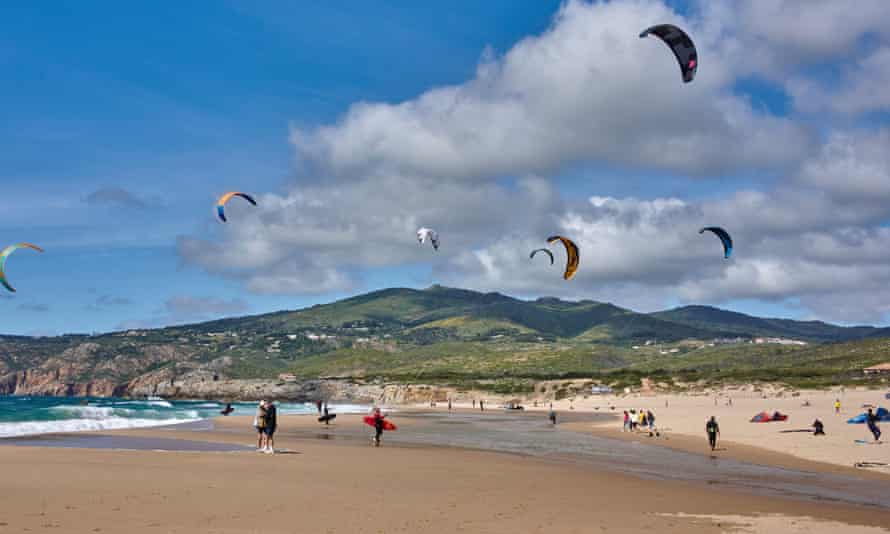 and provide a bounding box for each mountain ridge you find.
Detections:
[2,285,888,398]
